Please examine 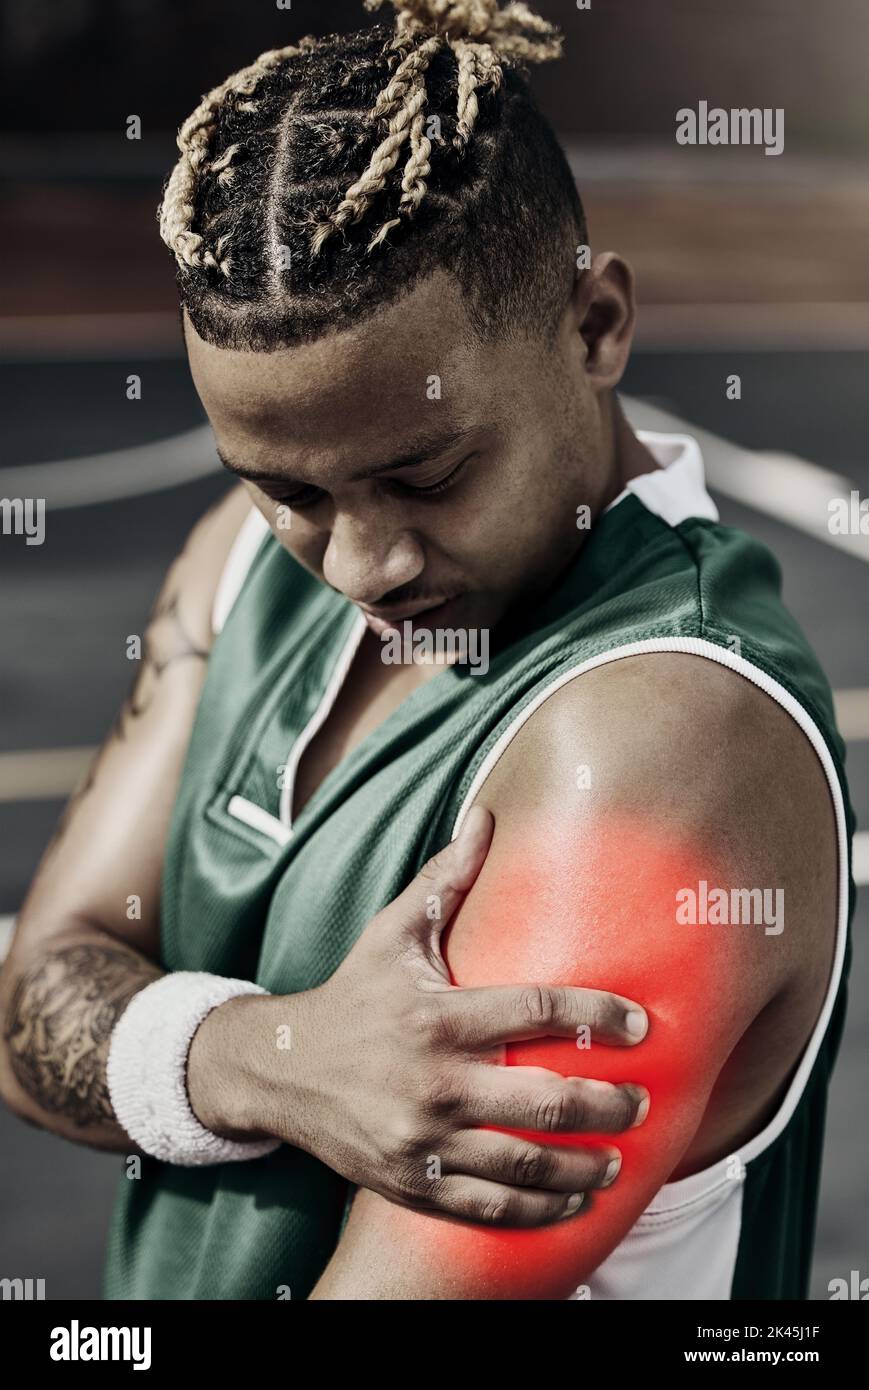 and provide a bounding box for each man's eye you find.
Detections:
[267,485,323,510]
[399,455,474,496]
[262,455,474,510]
